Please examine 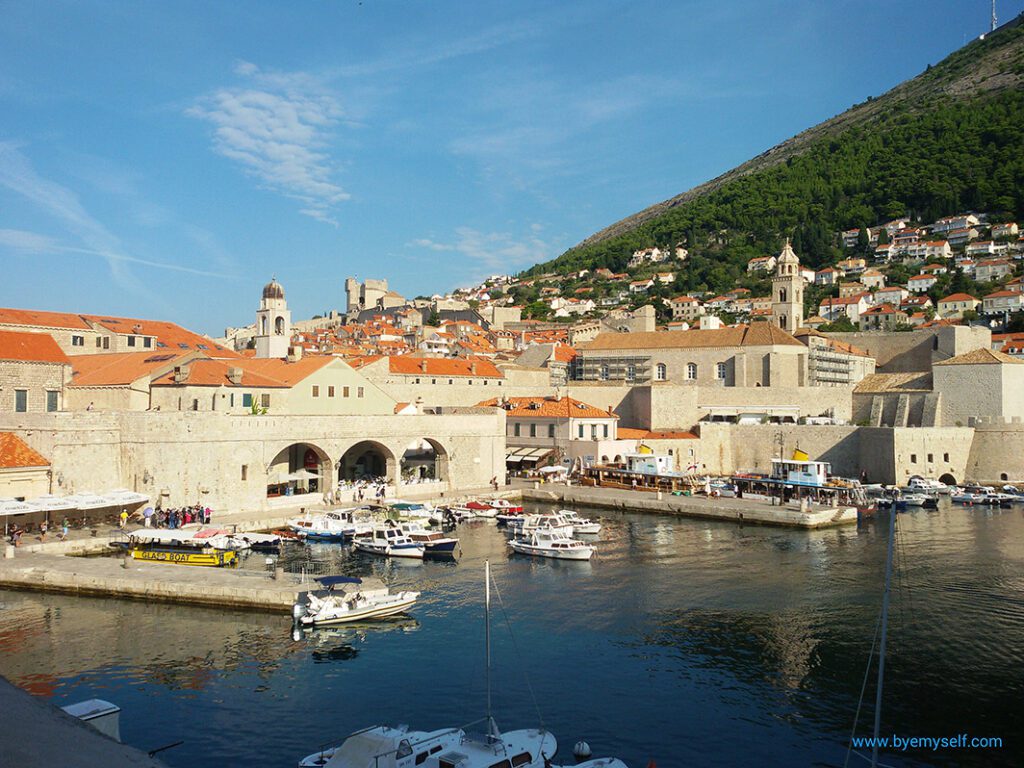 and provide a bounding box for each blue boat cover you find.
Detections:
[316,575,363,587]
